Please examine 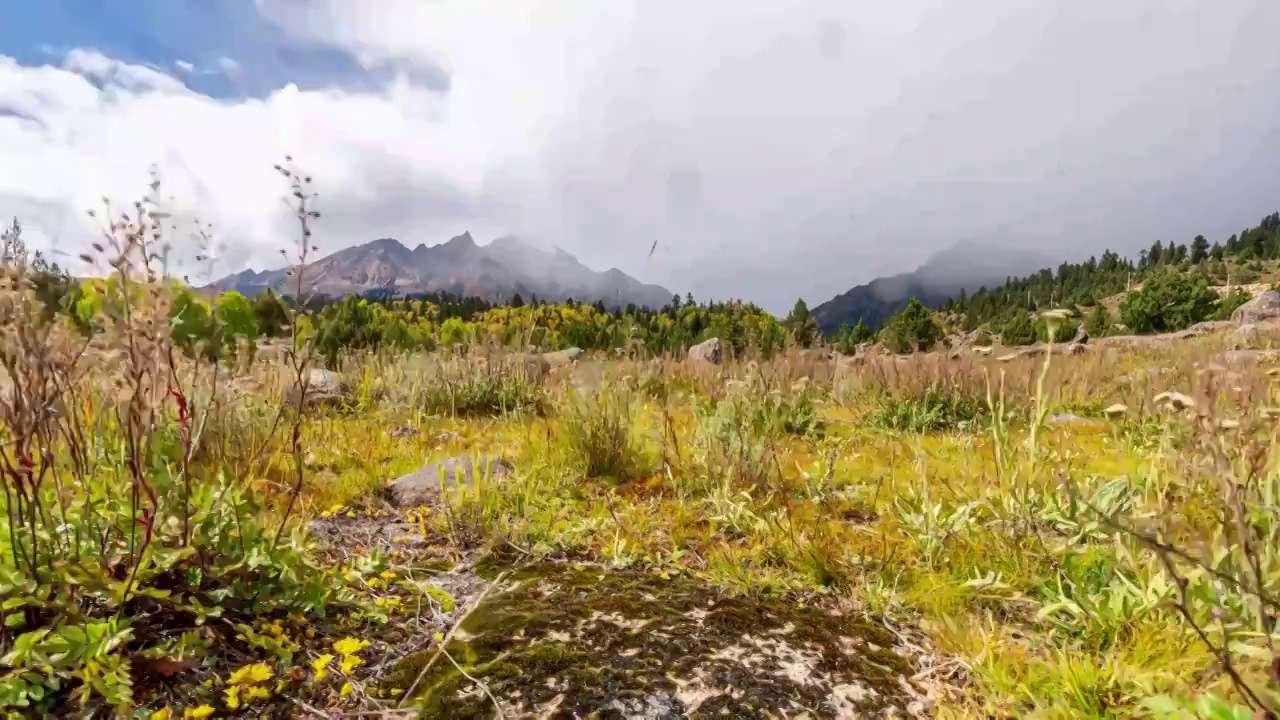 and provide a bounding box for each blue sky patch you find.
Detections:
[0,0,448,98]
